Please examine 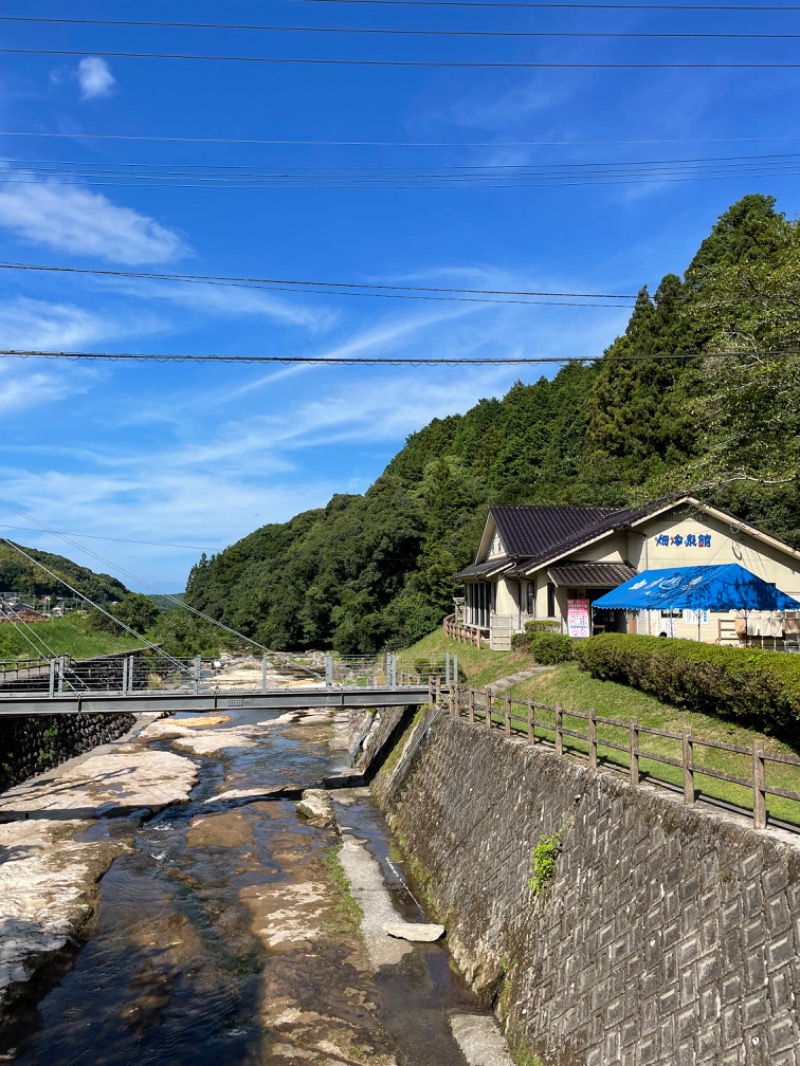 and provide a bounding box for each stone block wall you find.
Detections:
[0,713,135,793]
[374,715,800,1066]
